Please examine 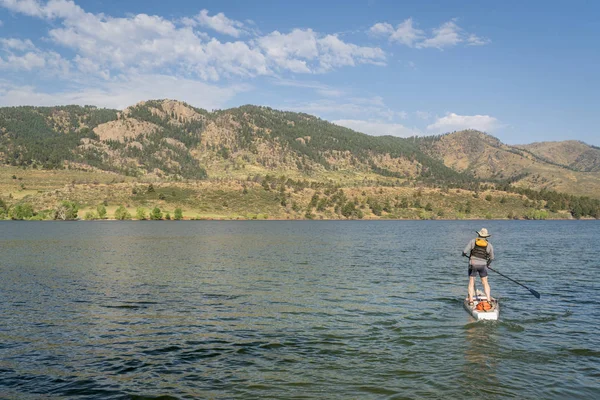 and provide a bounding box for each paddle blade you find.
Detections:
[530,289,541,299]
